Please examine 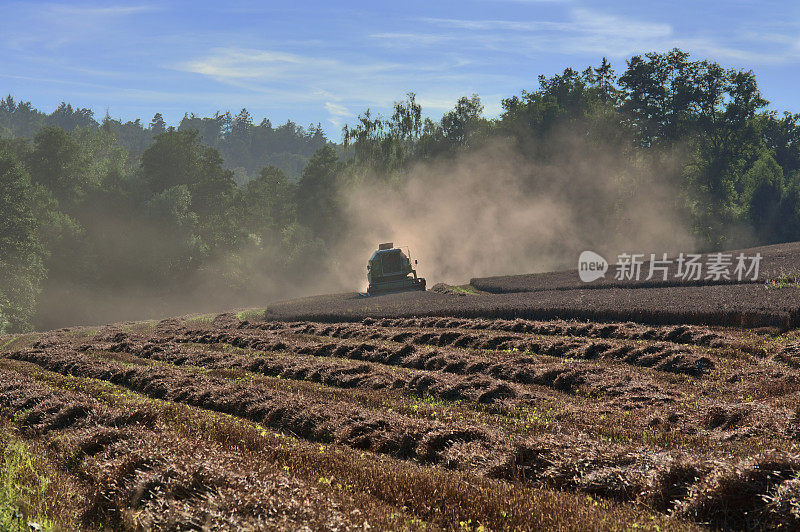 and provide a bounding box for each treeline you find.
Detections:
[0,97,329,180]
[339,51,800,249]
[0,124,333,332]
[1,48,800,332]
